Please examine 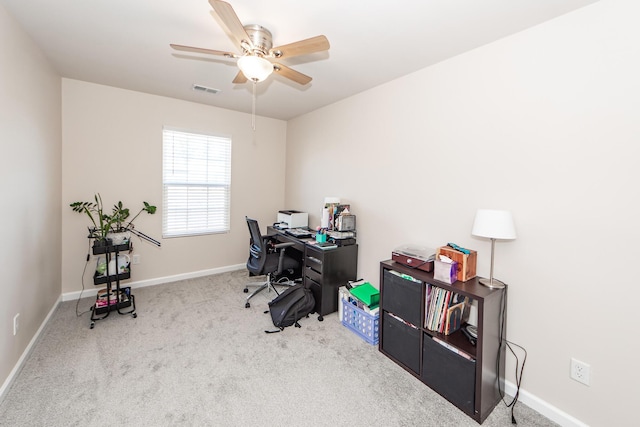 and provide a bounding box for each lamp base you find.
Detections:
[478,277,506,289]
